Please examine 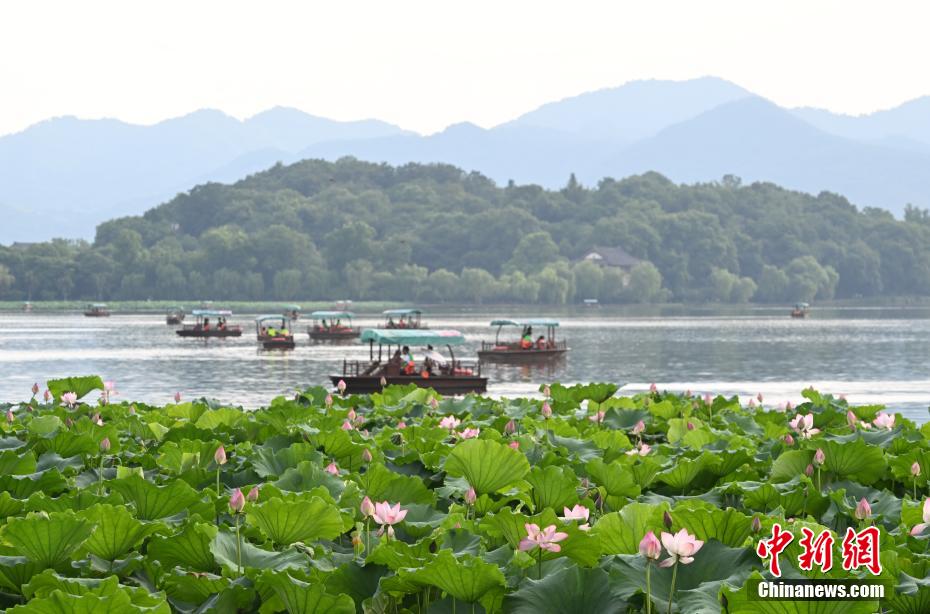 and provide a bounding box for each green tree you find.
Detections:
[273,269,304,300]
[505,231,561,274]
[572,260,604,301]
[624,262,664,303]
[460,268,496,304]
